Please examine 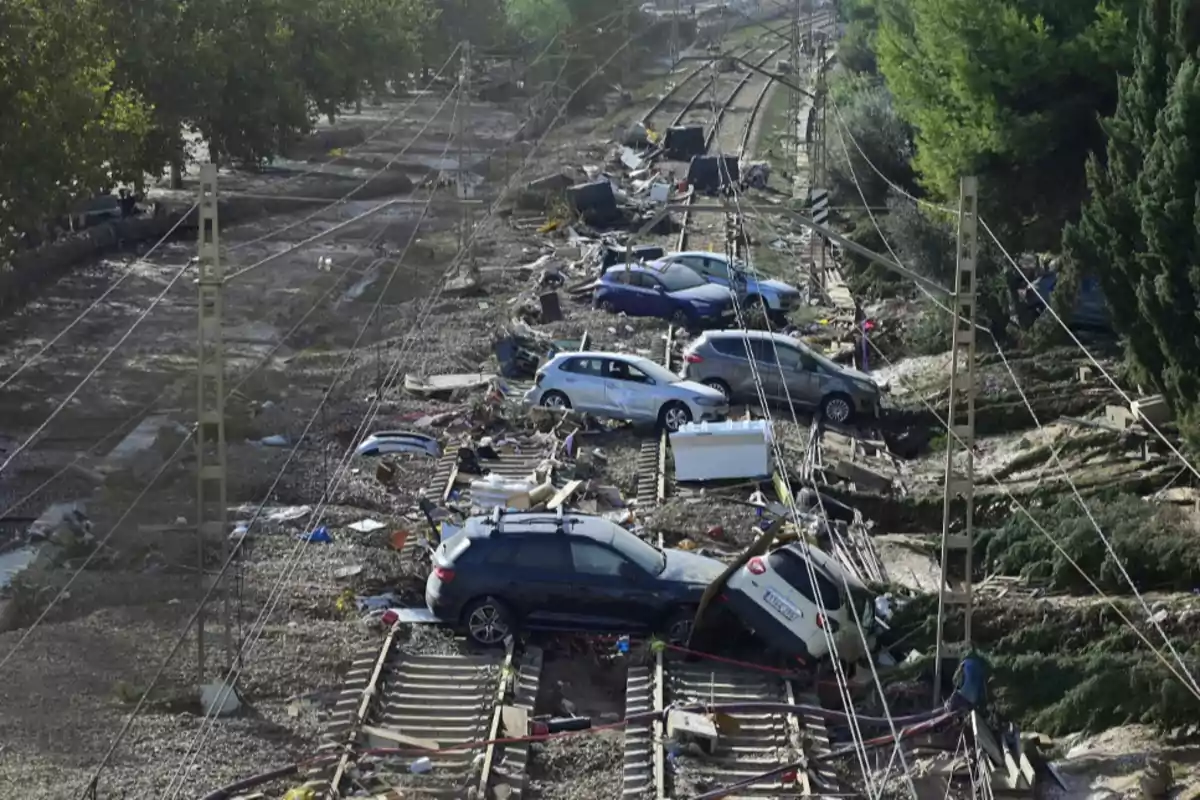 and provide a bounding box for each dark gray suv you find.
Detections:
[425,510,726,646]
[680,330,882,424]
